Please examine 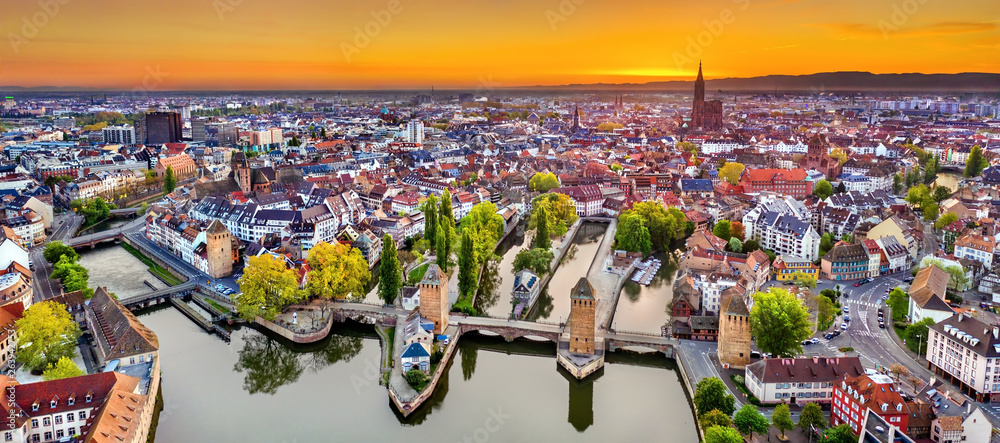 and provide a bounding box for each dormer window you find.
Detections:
[31,403,38,411]
[50,400,56,409]
[85,394,92,403]
[68,398,74,406]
